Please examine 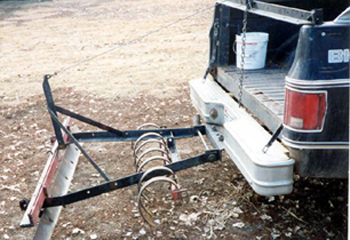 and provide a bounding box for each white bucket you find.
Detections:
[234,32,269,70]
